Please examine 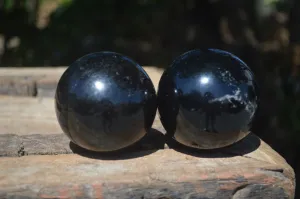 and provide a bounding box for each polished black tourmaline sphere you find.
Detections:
[55,52,157,152]
[158,49,259,149]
